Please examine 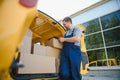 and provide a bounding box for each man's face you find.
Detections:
[62,21,71,30]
